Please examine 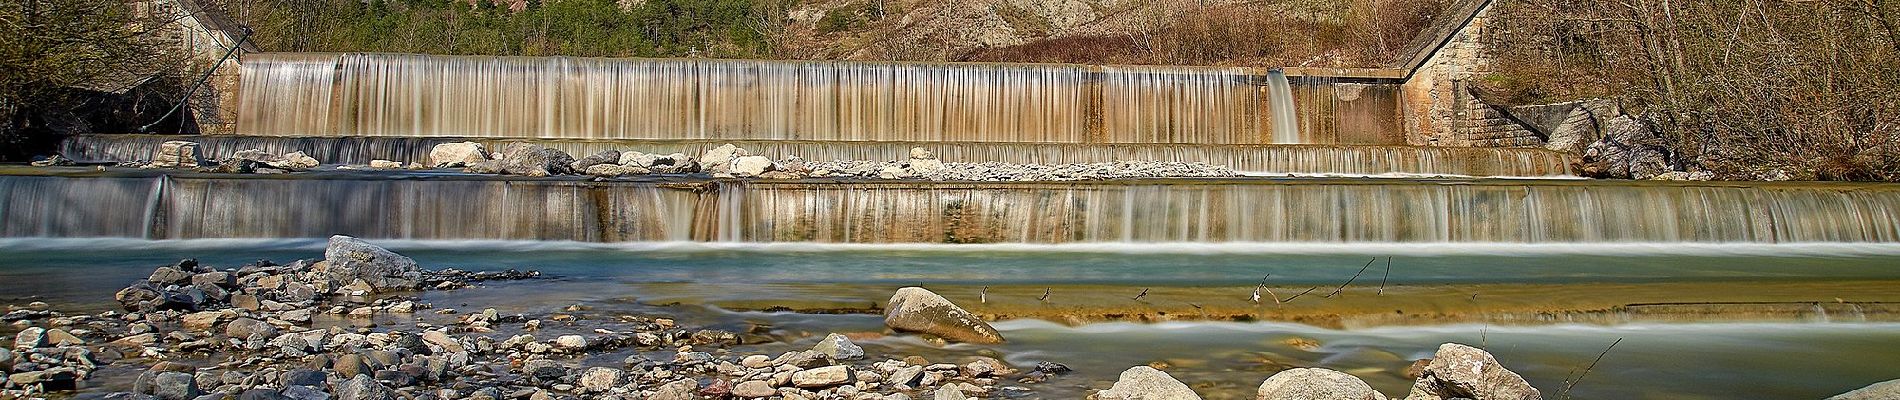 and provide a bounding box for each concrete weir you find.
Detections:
[59,134,1575,177]
[4,170,1897,243]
